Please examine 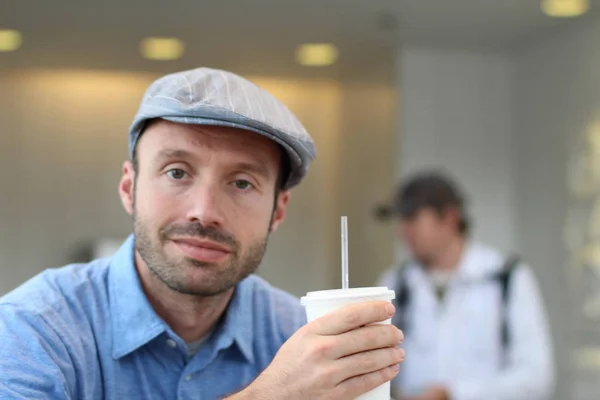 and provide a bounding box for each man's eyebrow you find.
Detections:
[152,149,272,178]
[153,149,195,163]
[233,161,270,179]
